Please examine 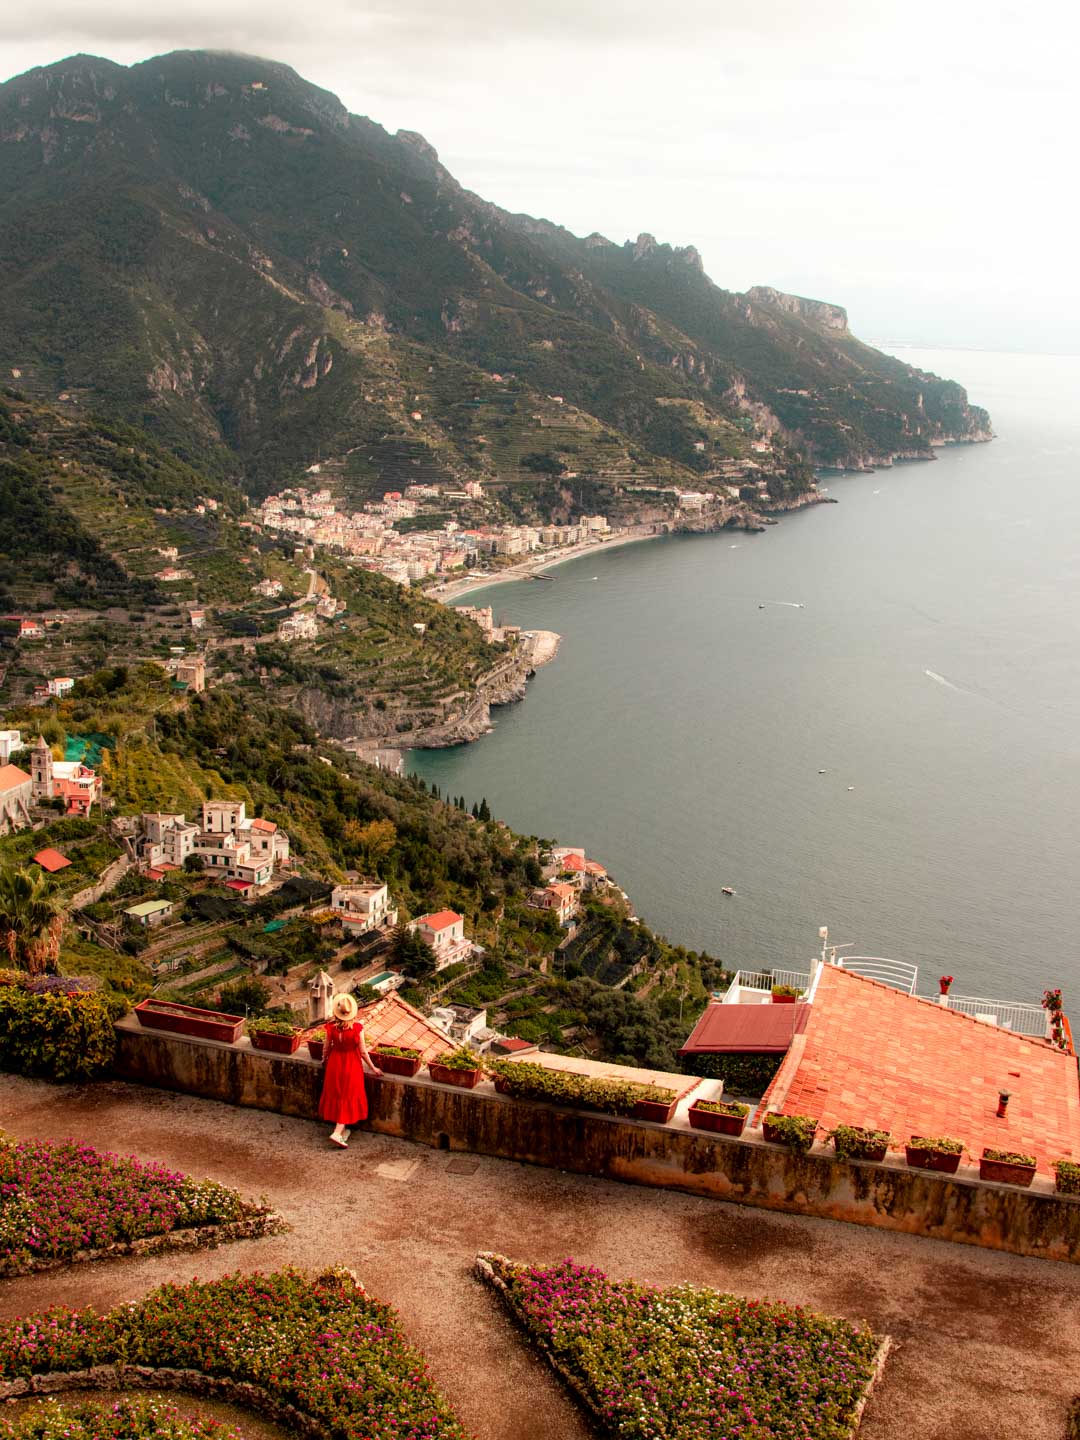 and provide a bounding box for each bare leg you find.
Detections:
[329,1123,348,1147]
